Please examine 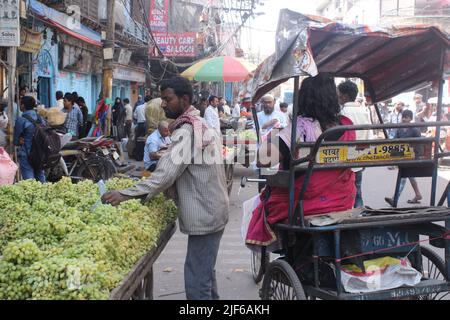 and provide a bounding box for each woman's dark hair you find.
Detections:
[160,76,193,104]
[297,73,341,130]
[21,96,37,110]
[123,98,130,104]
[77,97,86,105]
